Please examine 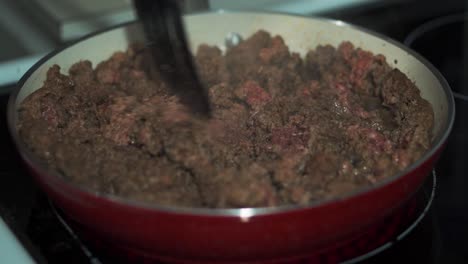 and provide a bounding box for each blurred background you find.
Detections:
[0,0,466,91]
